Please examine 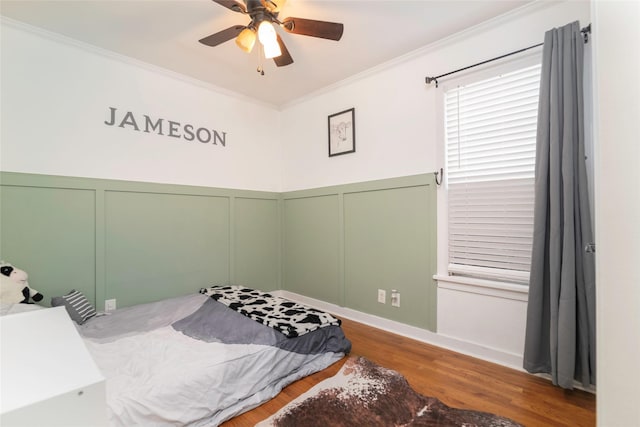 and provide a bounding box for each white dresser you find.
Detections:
[1,306,107,426]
